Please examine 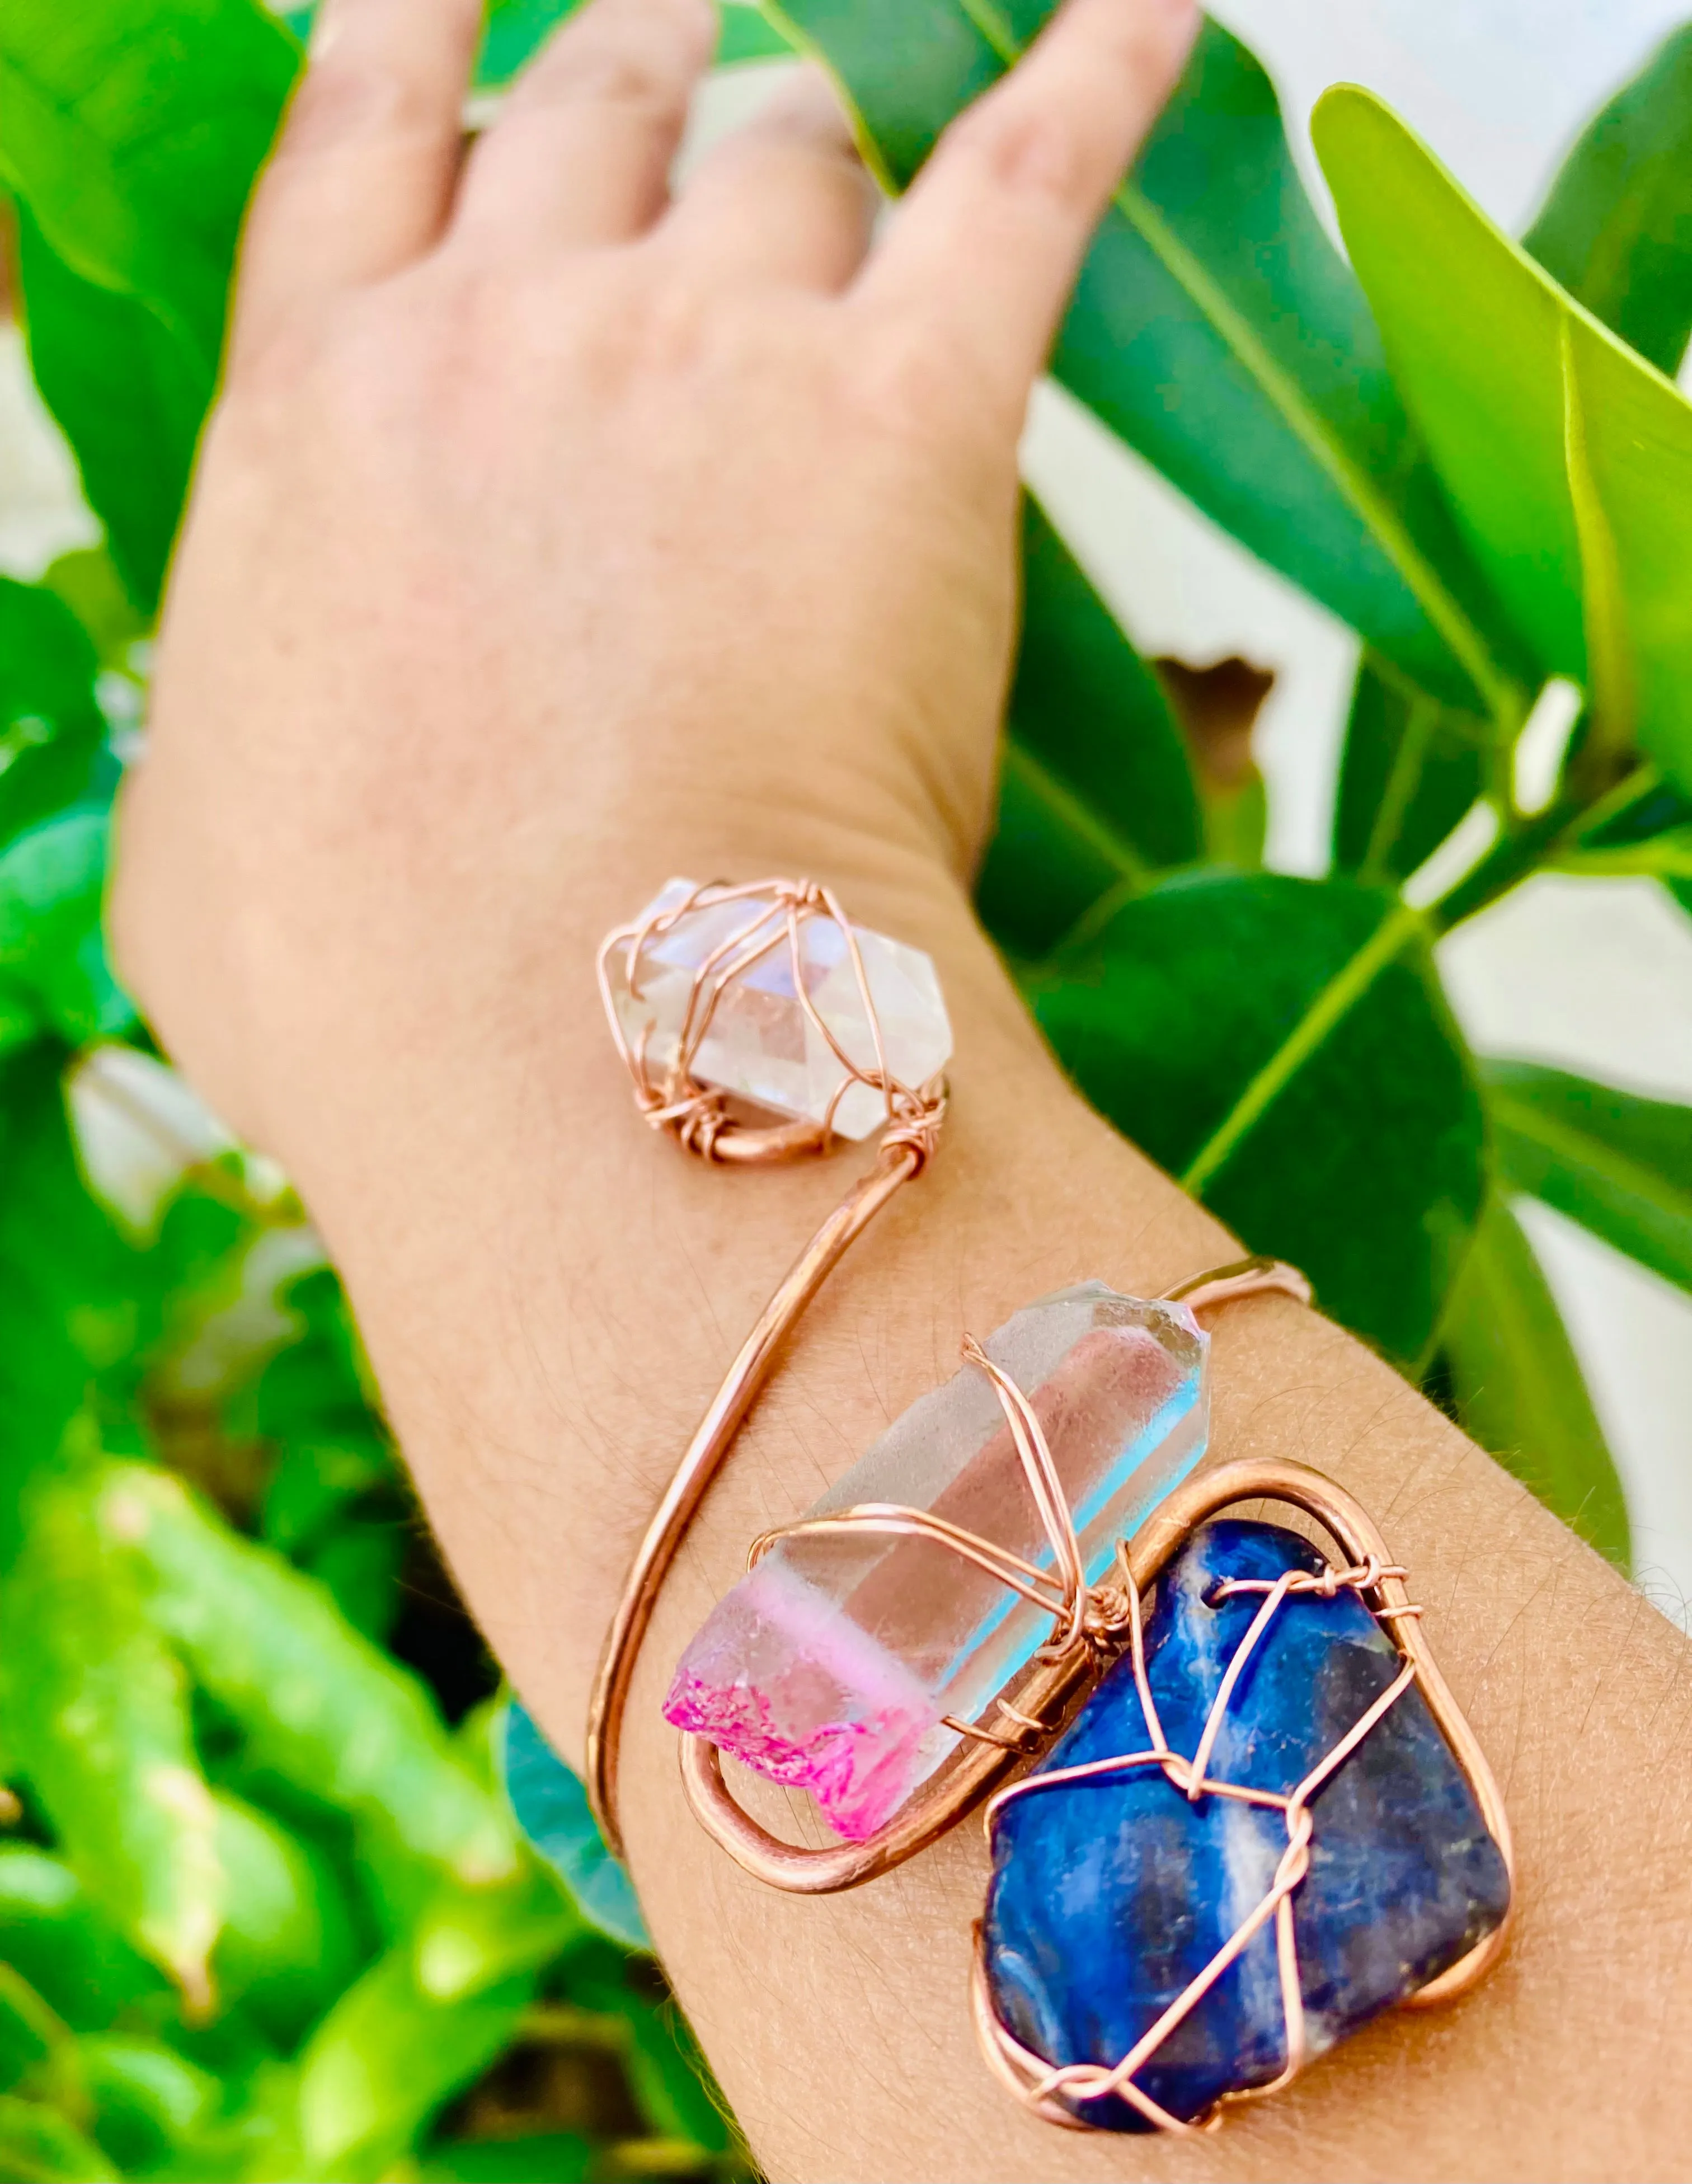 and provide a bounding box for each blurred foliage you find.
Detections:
[0,0,1689,2176]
